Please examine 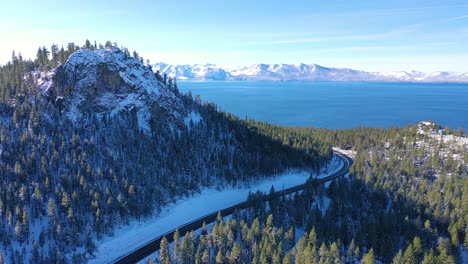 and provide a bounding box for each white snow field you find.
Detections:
[89,155,344,263]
